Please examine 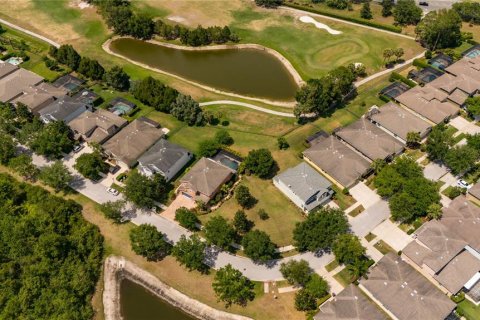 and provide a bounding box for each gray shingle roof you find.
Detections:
[314,284,387,320]
[0,68,44,102]
[368,102,431,142]
[303,136,371,188]
[335,117,404,160]
[361,253,455,320]
[138,139,191,176]
[39,95,87,123]
[434,250,480,294]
